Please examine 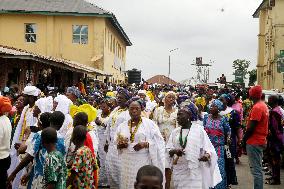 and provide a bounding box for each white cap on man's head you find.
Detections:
[23,86,41,97]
